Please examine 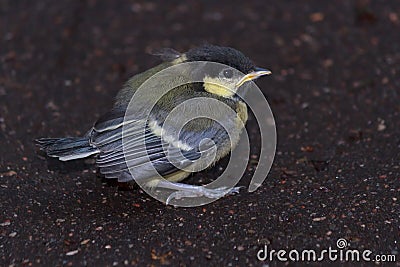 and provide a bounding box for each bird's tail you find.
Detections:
[35,137,99,161]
